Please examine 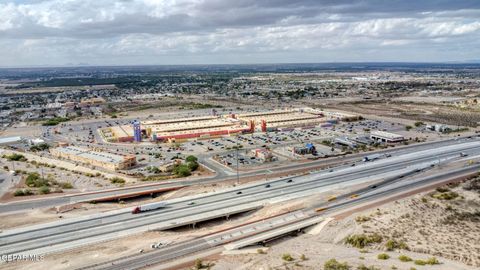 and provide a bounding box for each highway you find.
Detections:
[0,139,479,257]
[79,163,480,270]
[0,135,475,213]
